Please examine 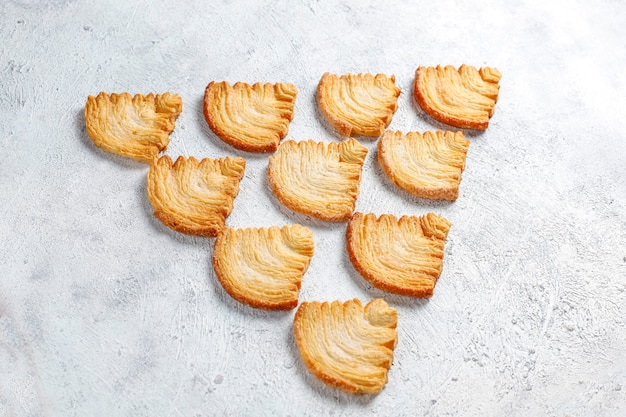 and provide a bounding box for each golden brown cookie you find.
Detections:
[317,73,401,137]
[347,212,451,297]
[147,155,245,237]
[414,65,501,130]
[213,225,314,310]
[85,92,182,163]
[203,81,297,152]
[378,130,470,201]
[293,298,398,394]
[267,138,368,222]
